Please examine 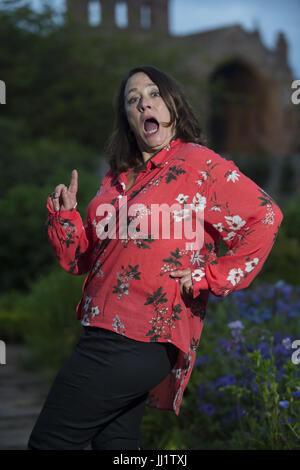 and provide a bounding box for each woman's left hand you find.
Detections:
[169,267,193,296]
